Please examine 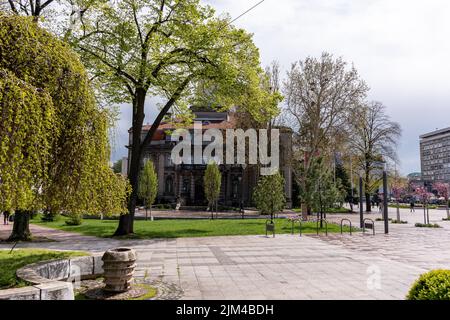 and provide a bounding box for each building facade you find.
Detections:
[420,127,450,188]
[126,109,293,208]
